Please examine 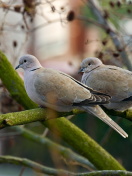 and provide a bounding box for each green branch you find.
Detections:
[0,107,81,128]
[12,126,96,170]
[0,109,125,170]
[43,117,125,170]
[102,107,132,121]
[0,156,131,176]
